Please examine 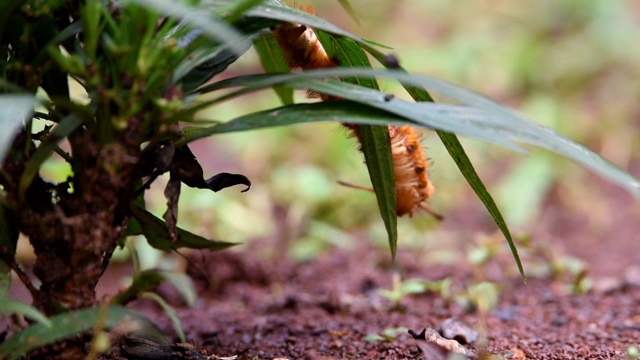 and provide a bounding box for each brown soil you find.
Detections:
[7,170,640,359]
[103,175,640,360]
